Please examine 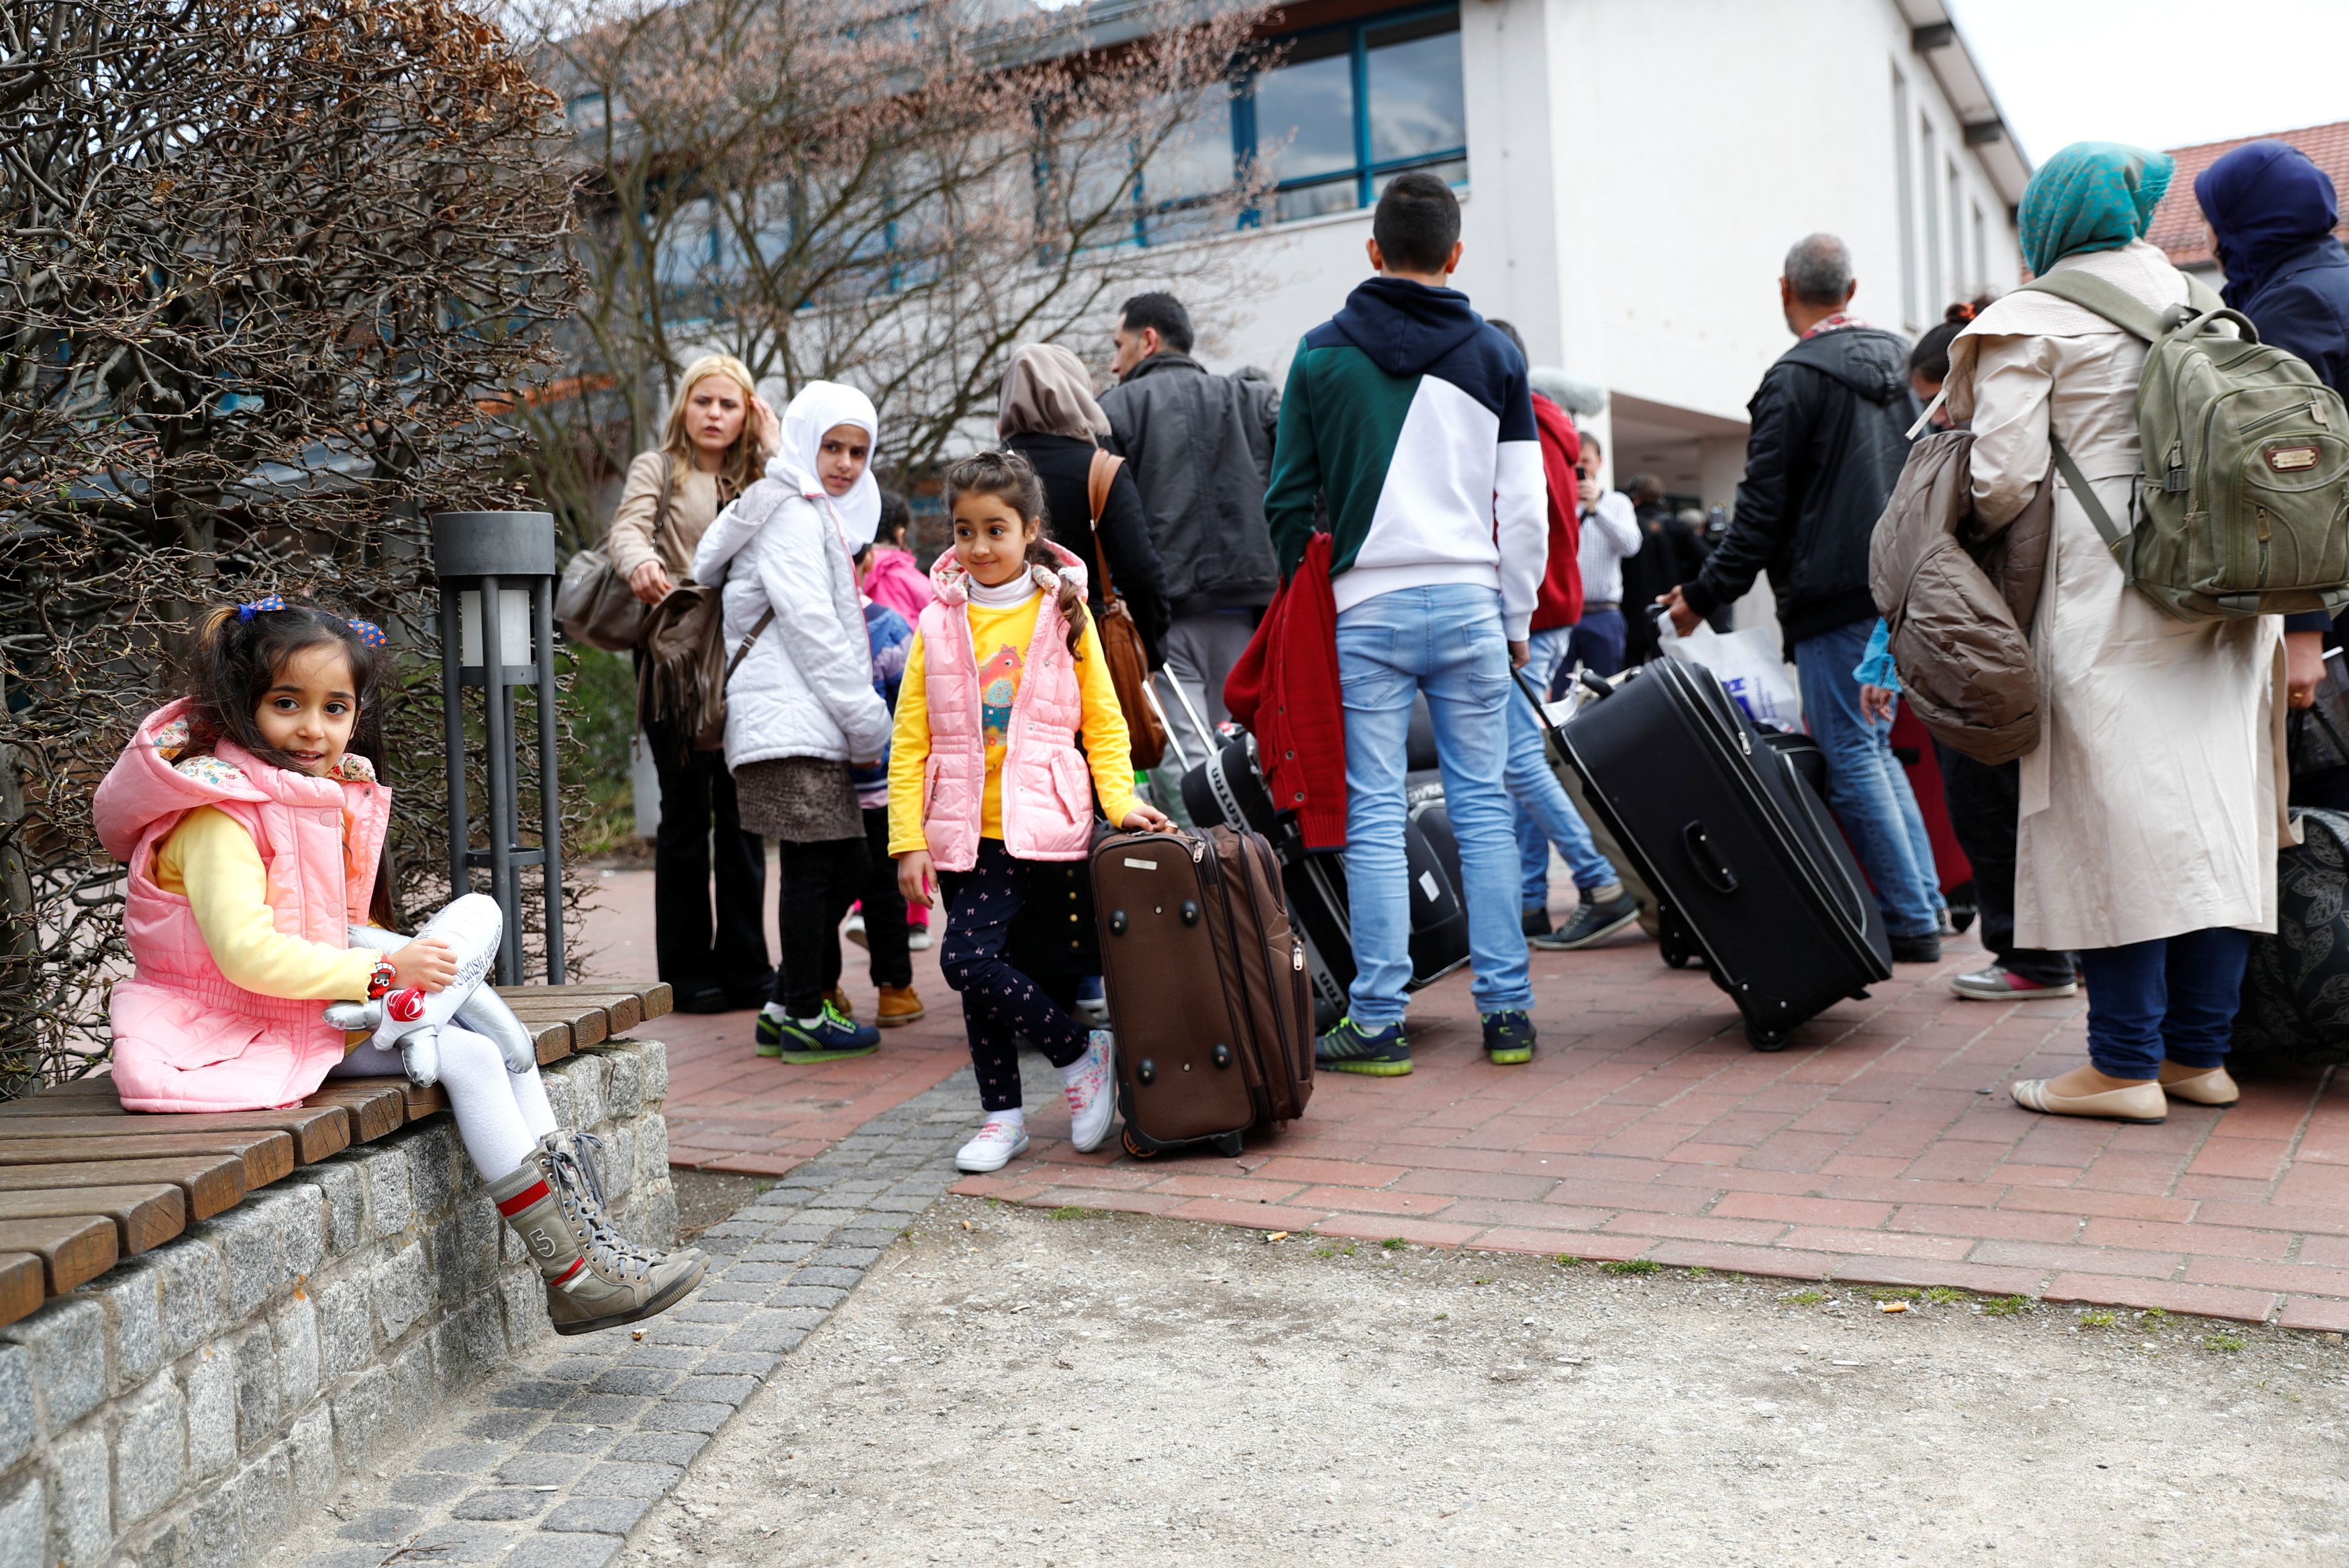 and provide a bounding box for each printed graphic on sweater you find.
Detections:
[978,643,1023,749]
